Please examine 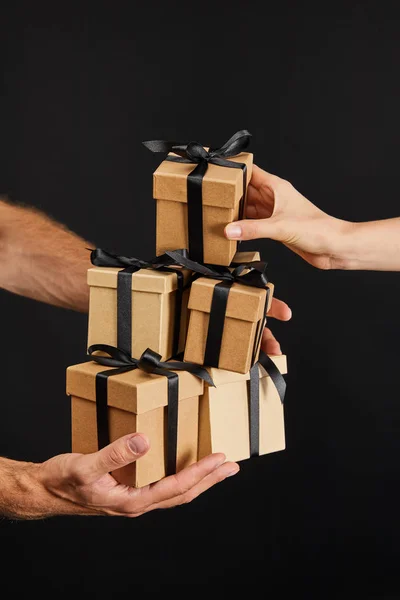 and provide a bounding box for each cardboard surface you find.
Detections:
[68,361,203,487]
[155,151,253,267]
[230,250,261,264]
[67,360,204,414]
[187,278,267,322]
[71,395,199,488]
[184,277,270,374]
[153,151,253,208]
[87,265,190,293]
[198,354,287,462]
[87,267,190,361]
